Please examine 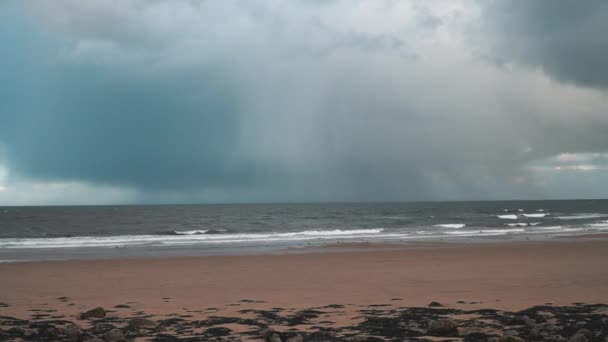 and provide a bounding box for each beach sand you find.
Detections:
[1,238,608,340]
